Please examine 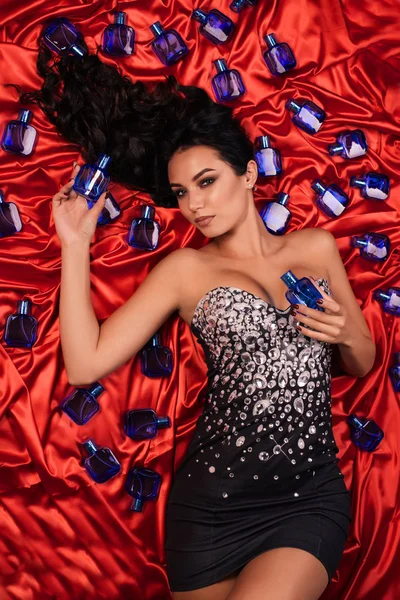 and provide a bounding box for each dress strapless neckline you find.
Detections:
[190,277,329,329]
